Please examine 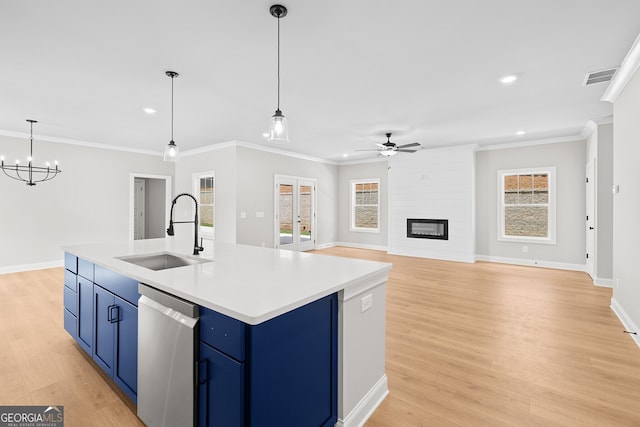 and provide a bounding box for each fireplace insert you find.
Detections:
[407,219,448,240]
